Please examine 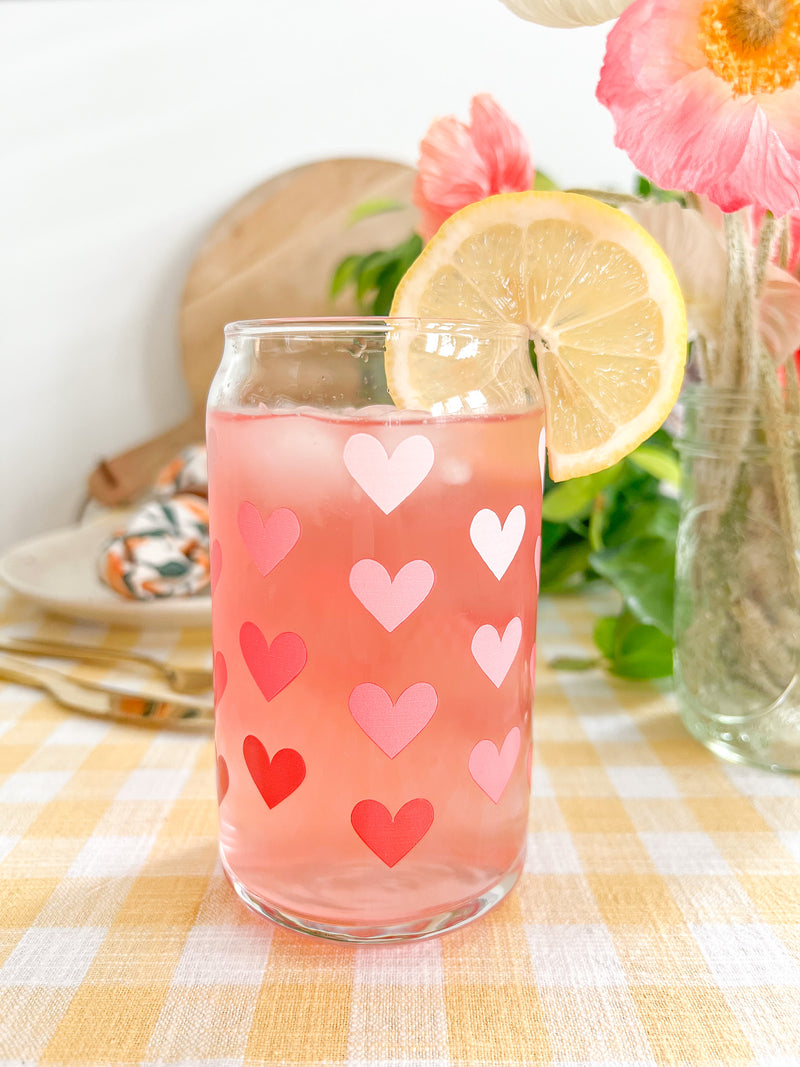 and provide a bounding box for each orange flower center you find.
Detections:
[699,0,800,95]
